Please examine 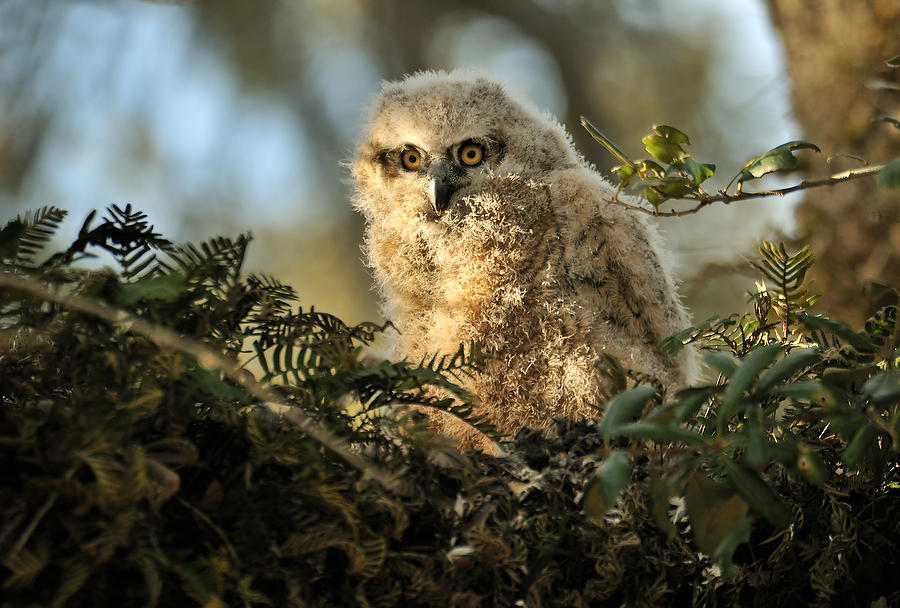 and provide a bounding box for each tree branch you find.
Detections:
[609,164,885,217]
